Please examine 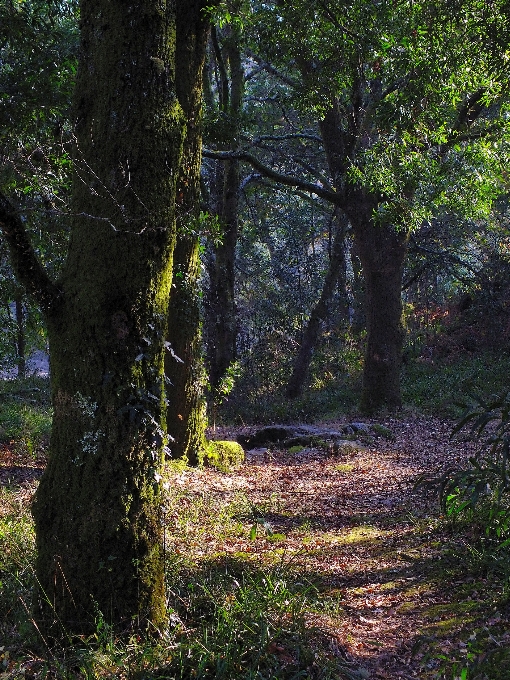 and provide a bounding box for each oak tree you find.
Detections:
[0,0,207,636]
